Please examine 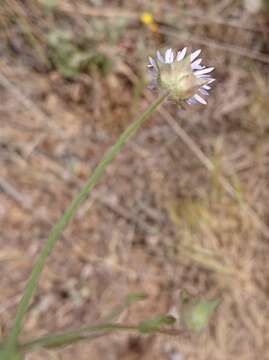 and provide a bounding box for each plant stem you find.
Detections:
[20,323,138,352]
[3,91,168,358]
